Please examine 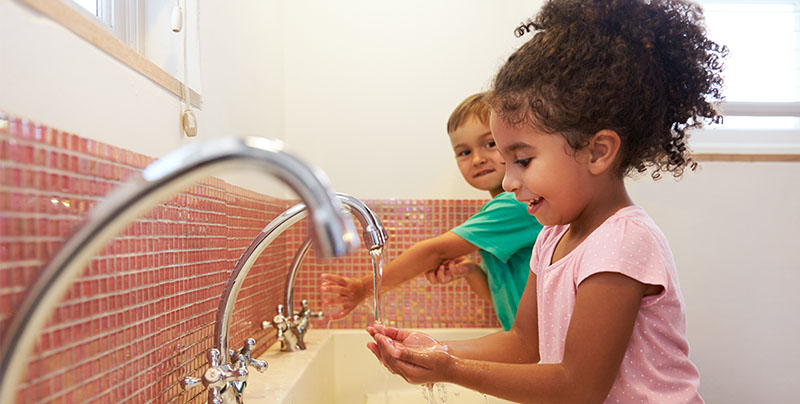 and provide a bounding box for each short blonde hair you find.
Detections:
[447,93,491,134]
